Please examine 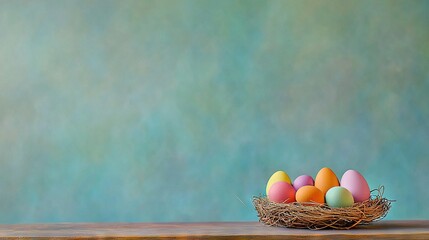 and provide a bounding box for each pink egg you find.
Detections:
[340,170,370,202]
[268,181,296,203]
[293,175,314,191]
